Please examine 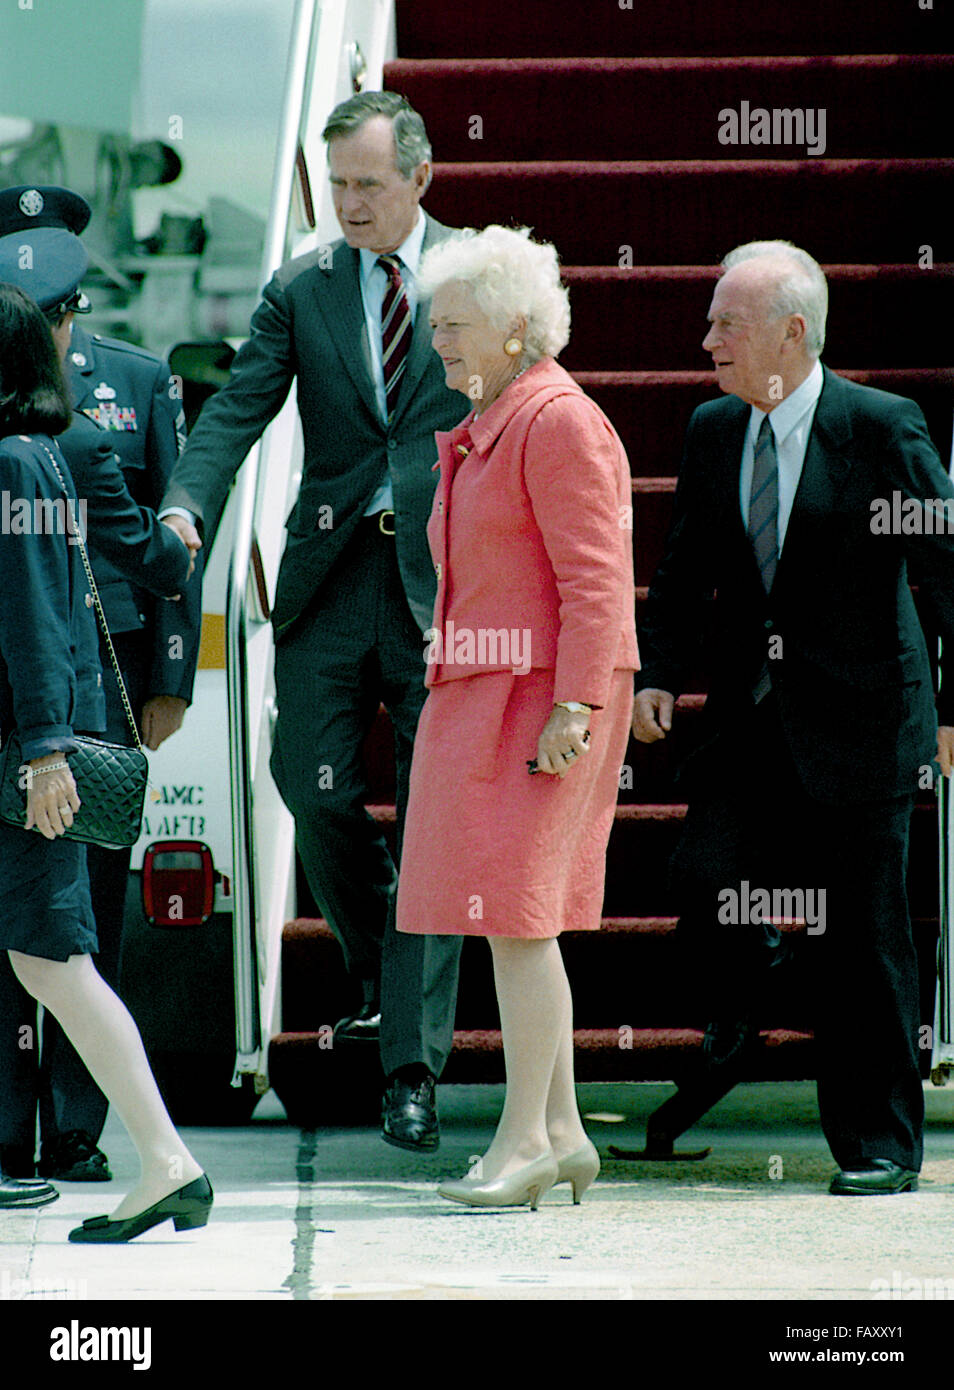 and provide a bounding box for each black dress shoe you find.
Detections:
[829,1159,919,1195]
[701,1019,759,1068]
[333,1001,381,1042]
[382,1069,439,1151]
[0,1173,59,1209]
[39,1129,111,1182]
[68,1174,213,1243]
